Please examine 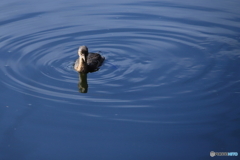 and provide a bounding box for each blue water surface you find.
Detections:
[0,0,240,159]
